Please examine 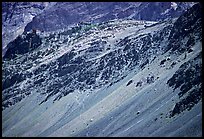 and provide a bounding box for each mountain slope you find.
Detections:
[24,2,195,32]
[2,2,56,56]
[2,3,202,137]
[2,2,195,57]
